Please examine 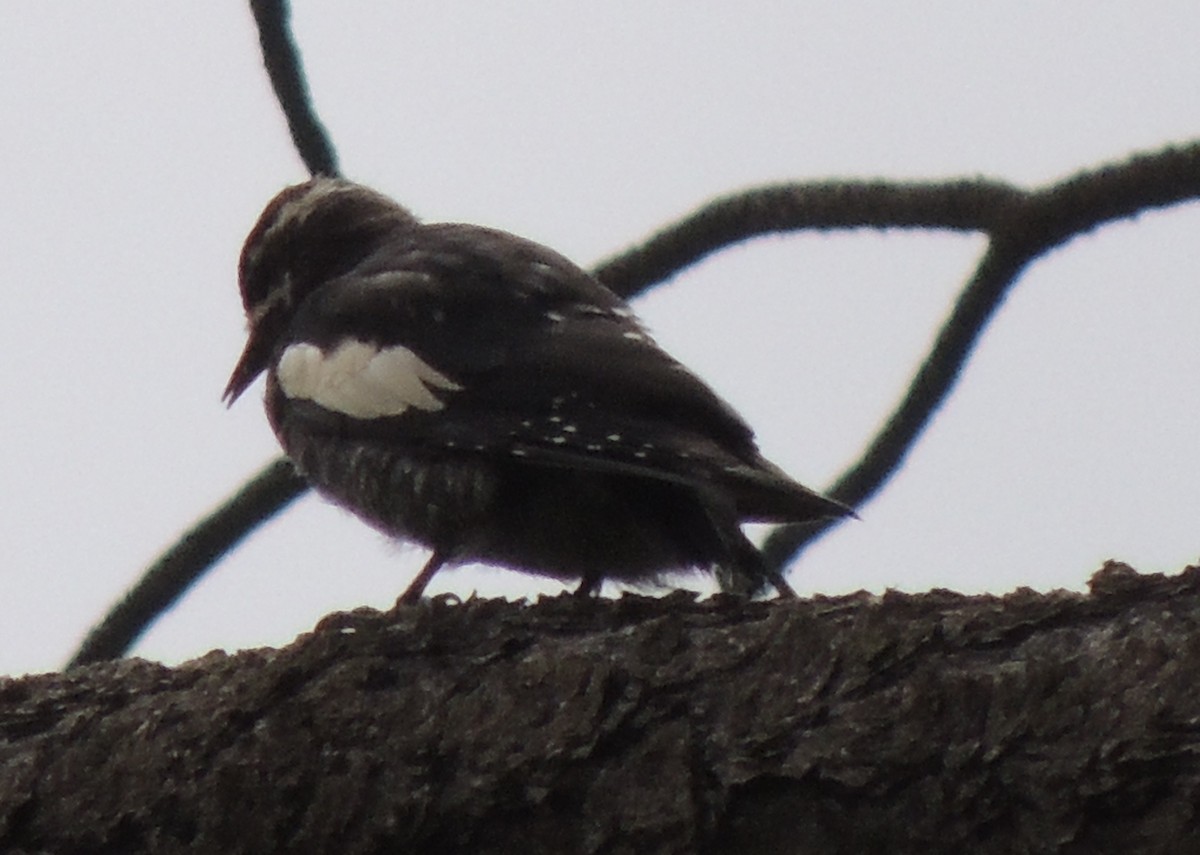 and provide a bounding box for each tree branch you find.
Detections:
[762,142,1200,572]
[248,0,340,177]
[68,458,308,667]
[14,563,1200,853]
[591,178,1024,299]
